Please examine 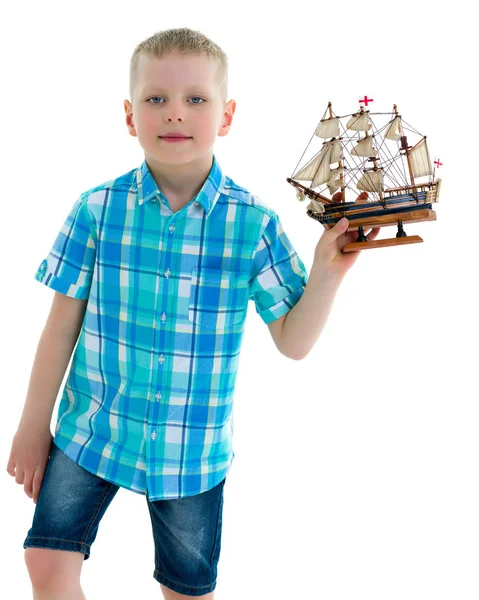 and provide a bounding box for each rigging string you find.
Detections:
[290,105,330,179]
[370,114,410,190]
[332,108,384,206]
[330,109,368,196]
[399,118,429,198]
[332,111,418,201]
[291,106,428,222]
[400,118,422,137]
[319,108,362,218]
